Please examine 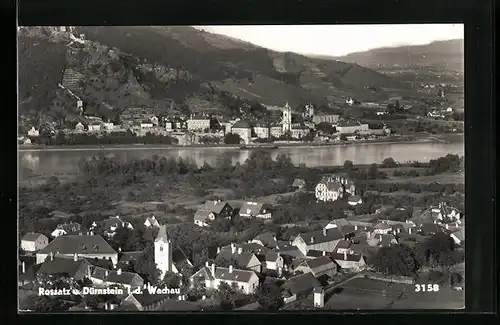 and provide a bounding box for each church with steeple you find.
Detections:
[154,225,194,279]
[282,102,292,133]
